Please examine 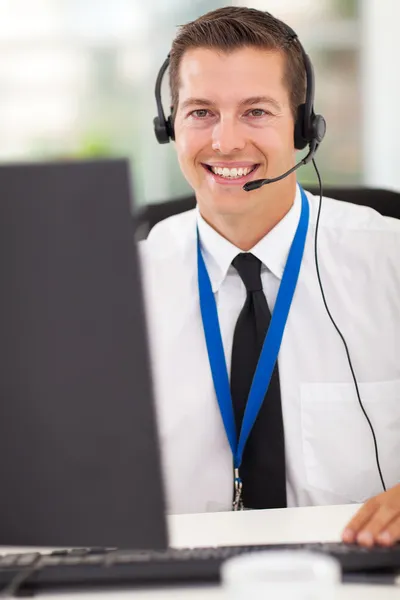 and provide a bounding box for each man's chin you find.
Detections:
[198,189,259,217]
